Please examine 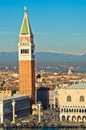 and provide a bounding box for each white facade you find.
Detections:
[18,42,35,61]
[48,83,86,122]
